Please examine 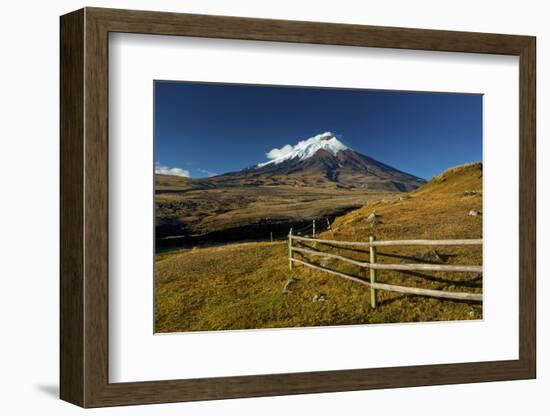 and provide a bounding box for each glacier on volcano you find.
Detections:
[257,132,349,168]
